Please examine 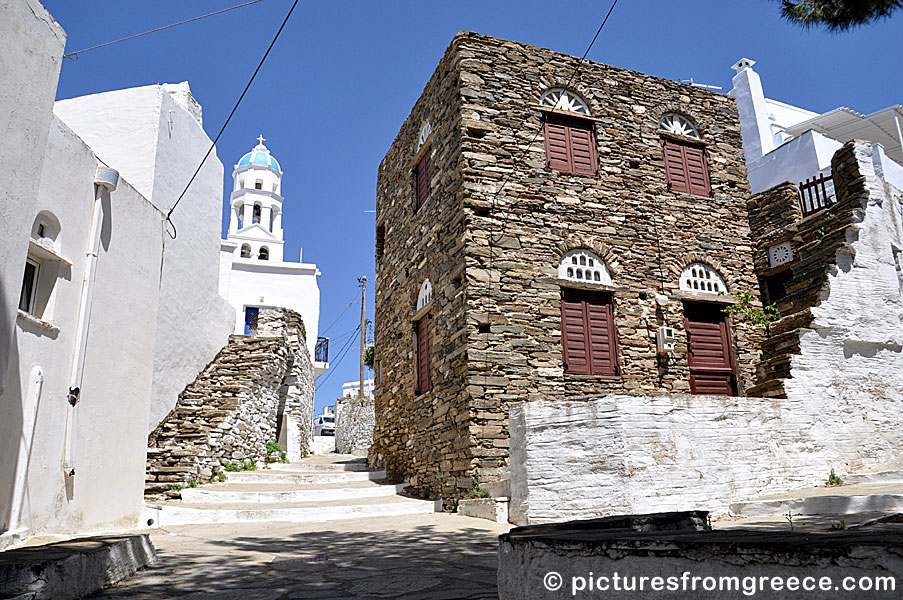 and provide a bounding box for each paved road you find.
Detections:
[90,513,511,600]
